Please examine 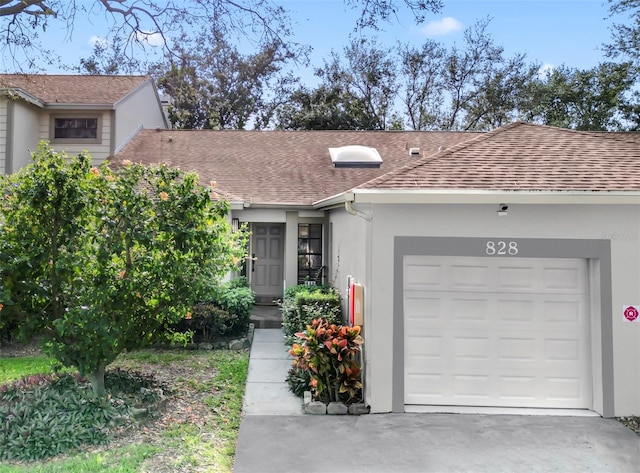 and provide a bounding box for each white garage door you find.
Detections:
[404,256,591,409]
